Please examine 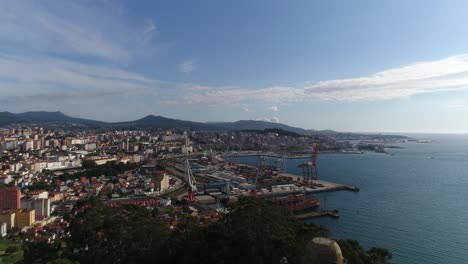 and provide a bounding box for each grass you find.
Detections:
[0,239,23,263]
